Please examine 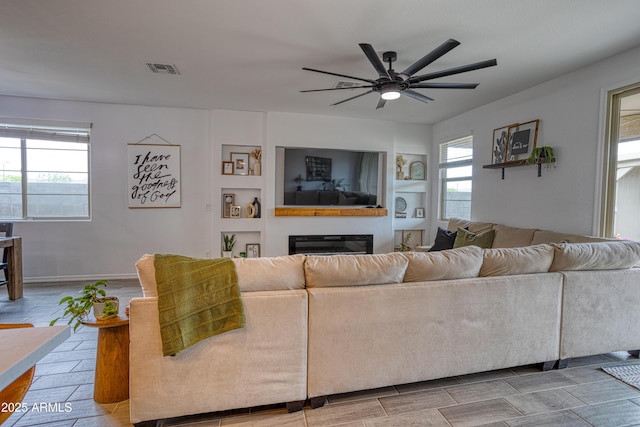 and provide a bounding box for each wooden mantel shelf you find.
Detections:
[275,207,388,217]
